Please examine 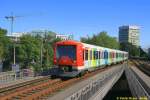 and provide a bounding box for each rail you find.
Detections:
[125,66,150,99]
[65,64,125,100]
